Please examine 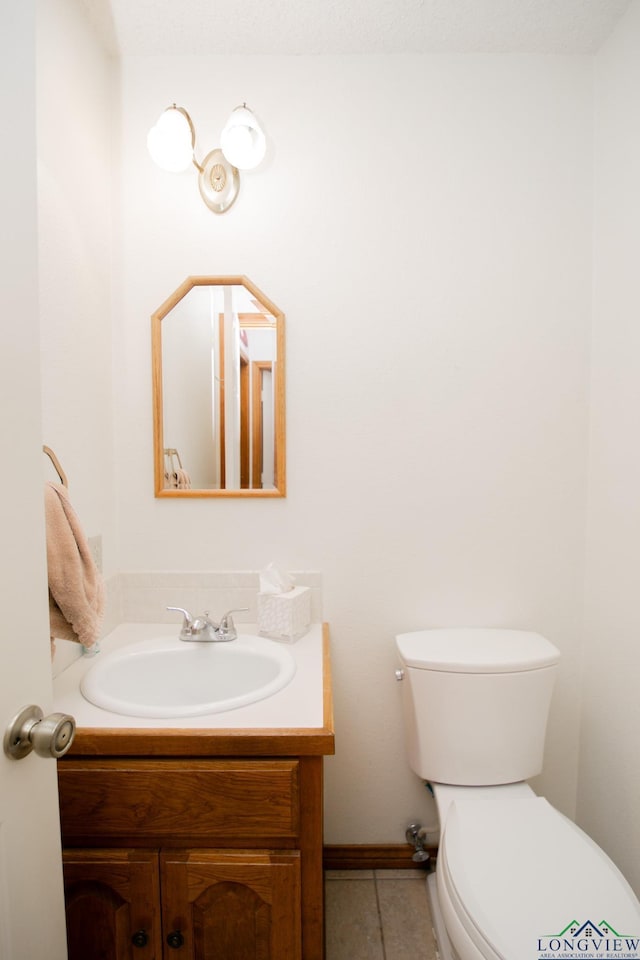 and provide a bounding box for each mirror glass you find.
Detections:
[152,276,285,497]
